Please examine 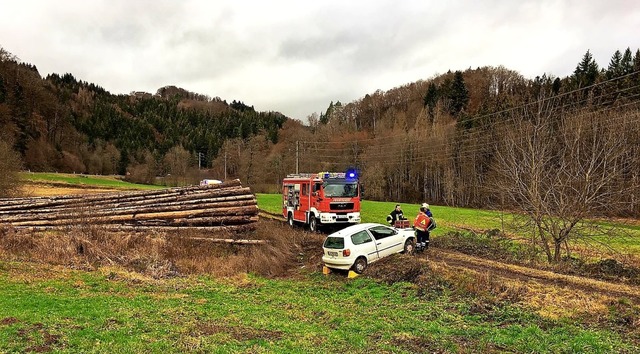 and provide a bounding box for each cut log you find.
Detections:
[0,180,259,233]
